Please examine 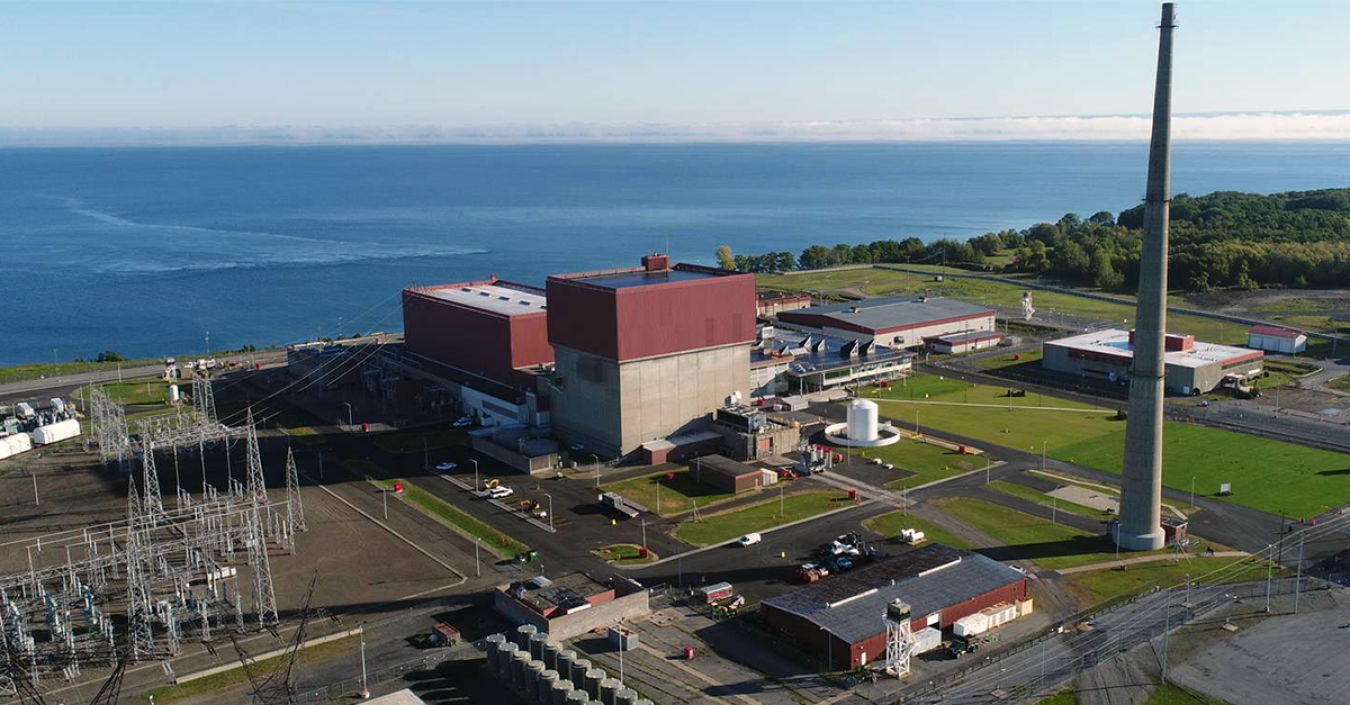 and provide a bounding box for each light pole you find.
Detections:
[915,409,920,436]
[344,403,353,428]
[656,477,661,515]
[779,484,785,520]
[475,538,481,577]
[383,488,388,520]
[1041,440,1047,471]
[1190,476,1195,510]
[359,635,370,699]
[544,493,554,531]
[641,519,647,550]
[469,459,479,491]
[32,474,40,506]
[985,456,991,484]
[590,454,600,488]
